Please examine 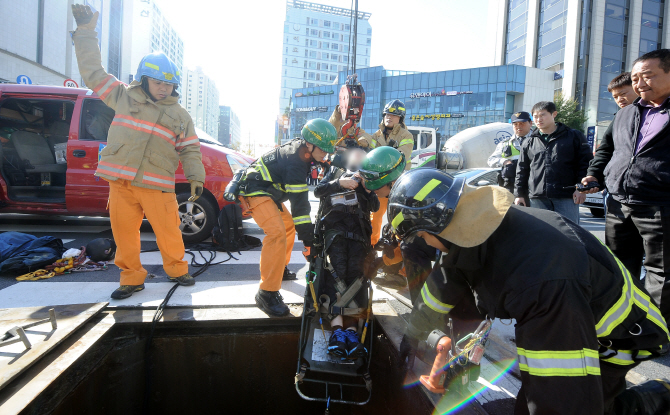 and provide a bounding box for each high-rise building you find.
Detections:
[182,67,220,139]
[120,0,185,85]
[489,0,670,136]
[0,0,184,90]
[218,106,241,148]
[279,0,372,114]
[0,0,116,86]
